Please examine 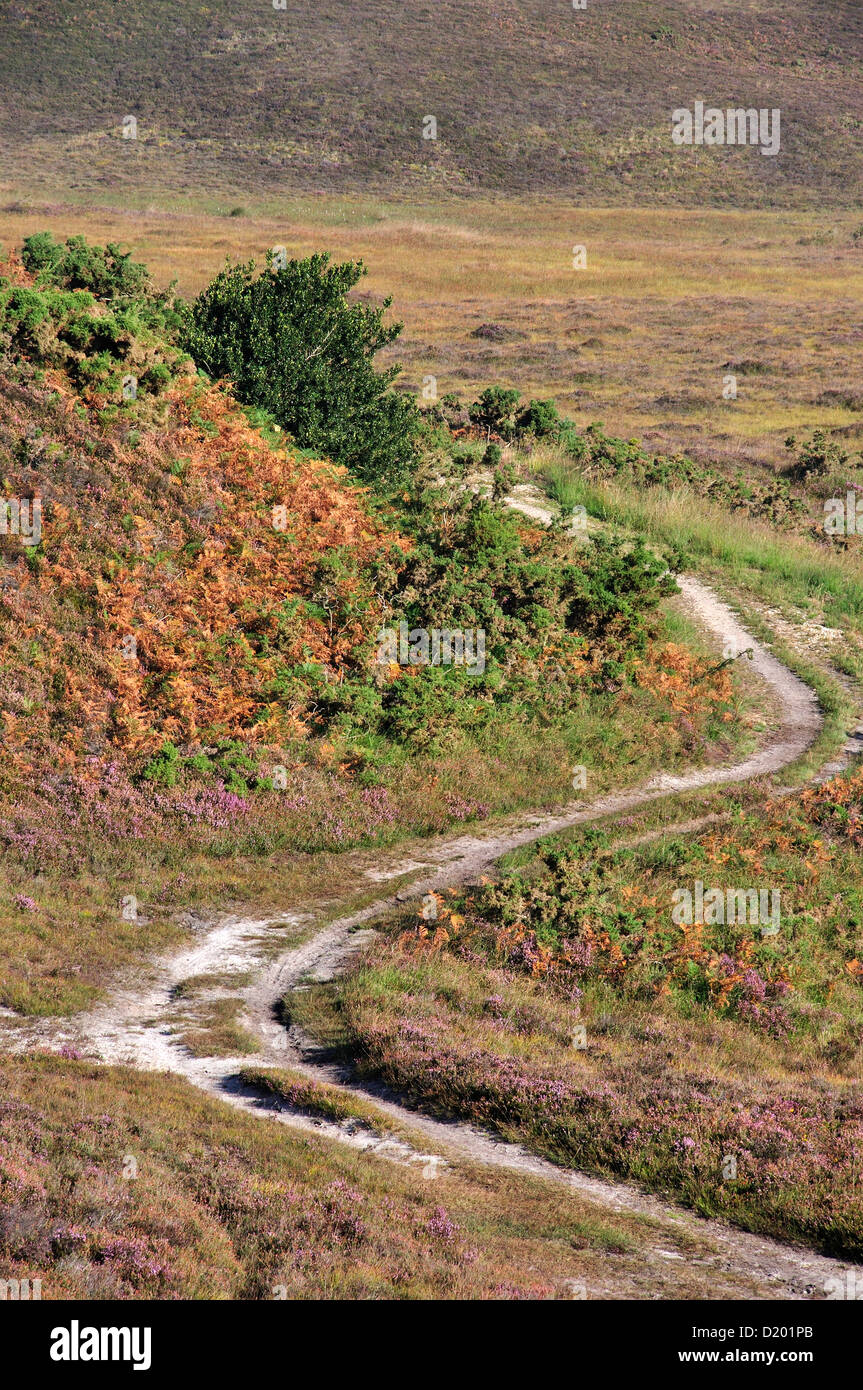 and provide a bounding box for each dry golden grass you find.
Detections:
[1,197,860,469]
